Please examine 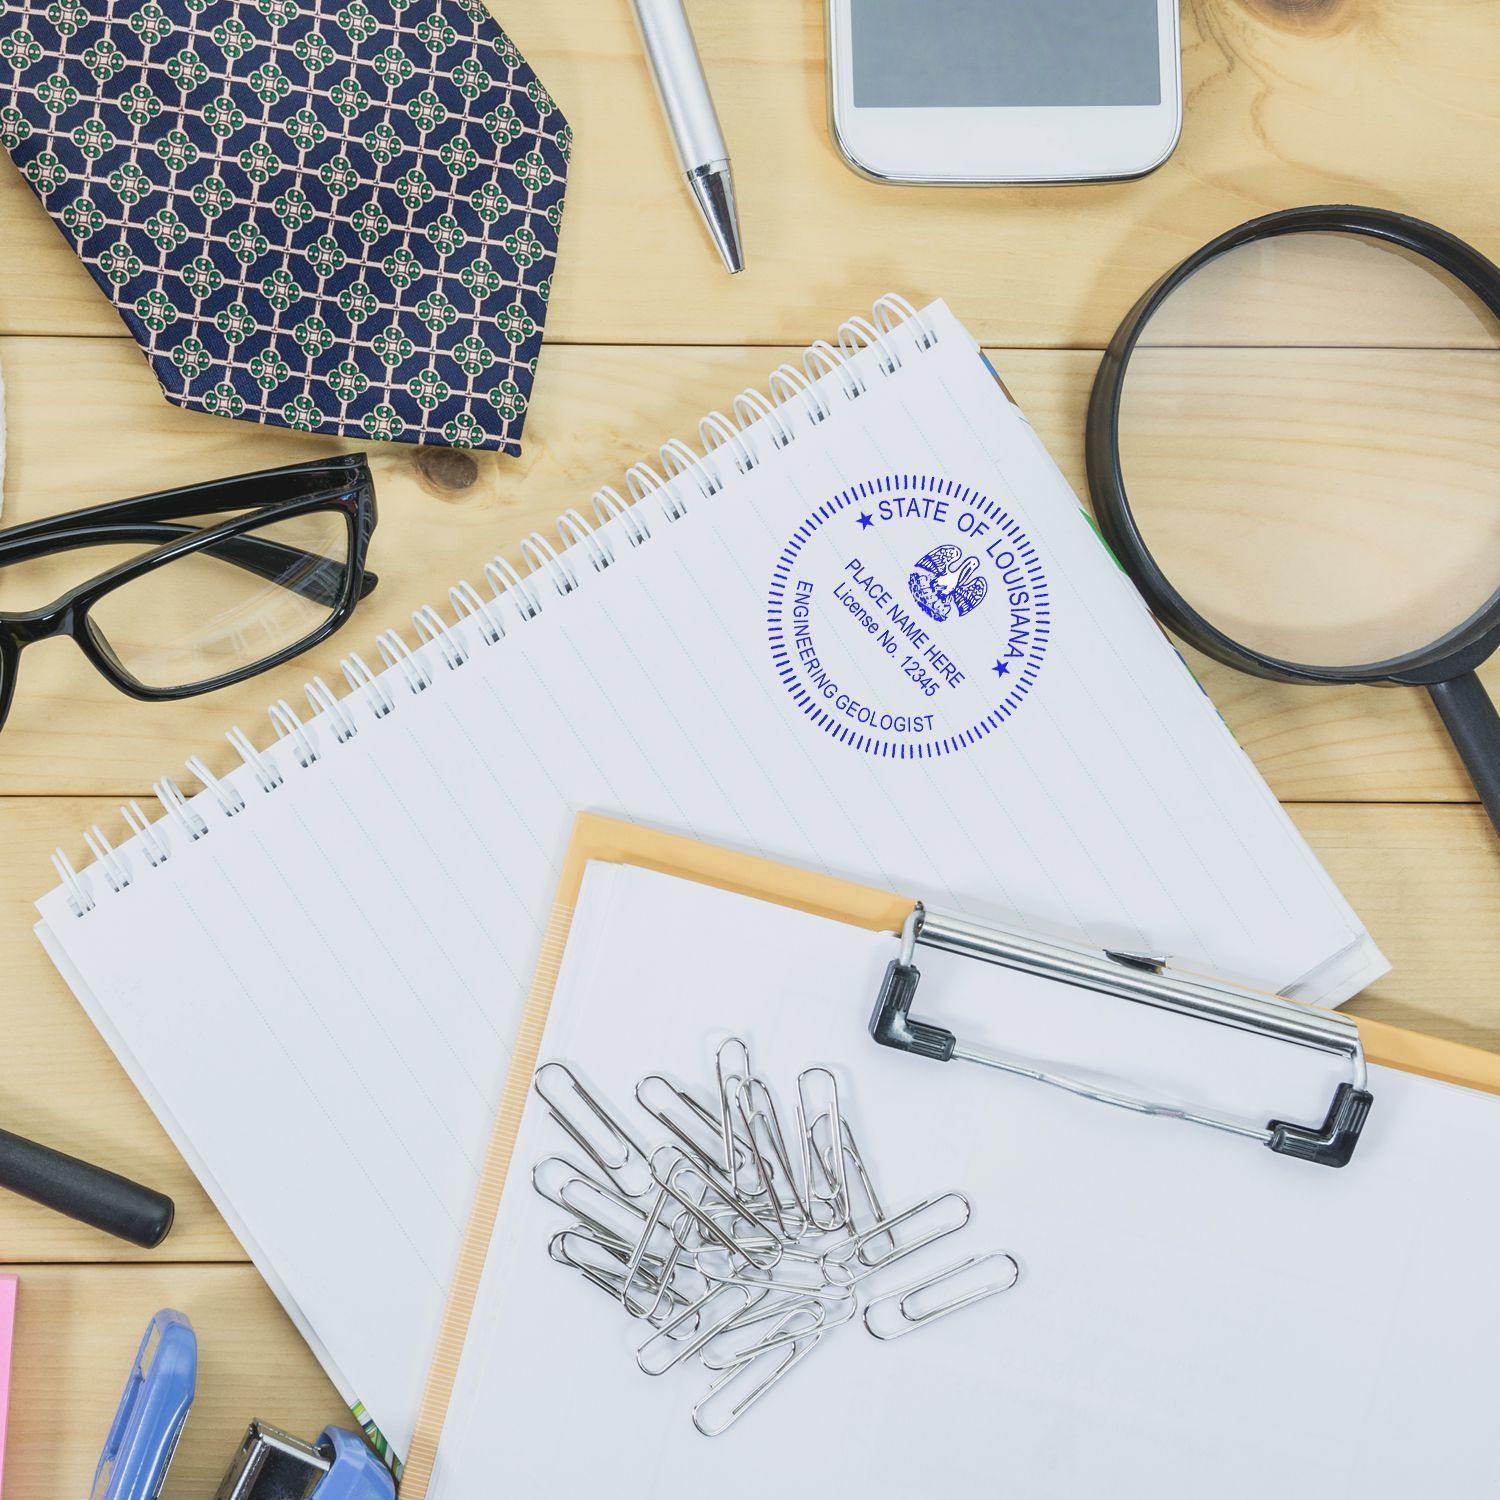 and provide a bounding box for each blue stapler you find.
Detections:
[92,1309,396,1500]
